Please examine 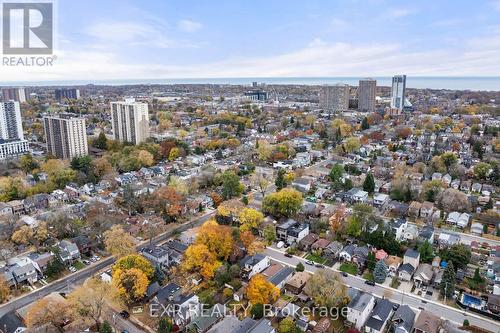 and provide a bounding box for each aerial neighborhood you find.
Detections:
[0,78,499,333]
